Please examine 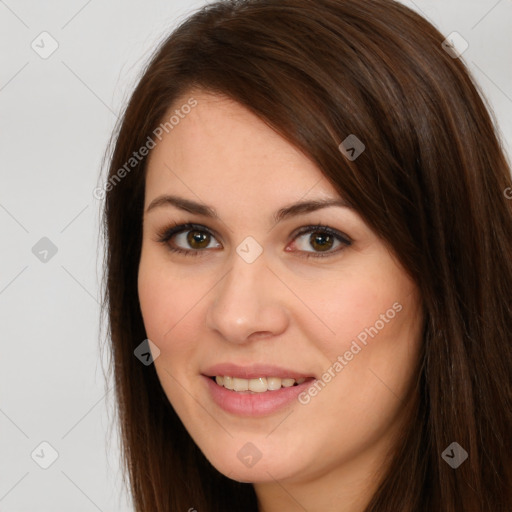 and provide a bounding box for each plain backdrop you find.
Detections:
[1,1,511,510]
